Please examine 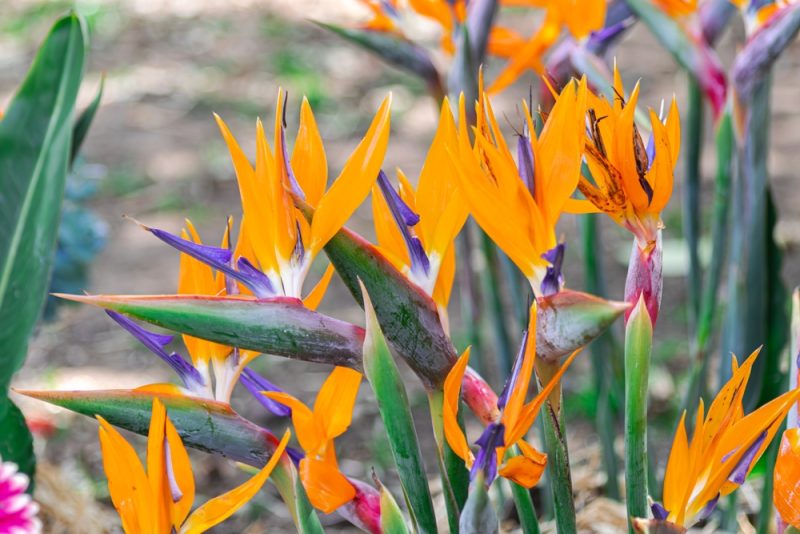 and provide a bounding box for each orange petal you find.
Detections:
[498,443,547,488]
[165,411,195,527]
[97,415,154,533]
[146,398,171,532]
[292,96,328,207]
[443,348,474,465]
[662,411,689,514]
[180,429,291,534]
[313,366,362,440]
[774,428,800,528]
[299,456,356,514]
[264,392,325,454]
[503,302,538,436]
[310,95,391,256]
